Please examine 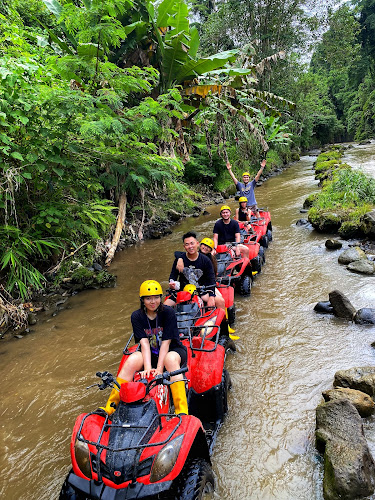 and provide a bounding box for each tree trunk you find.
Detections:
[105,191,127,267]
